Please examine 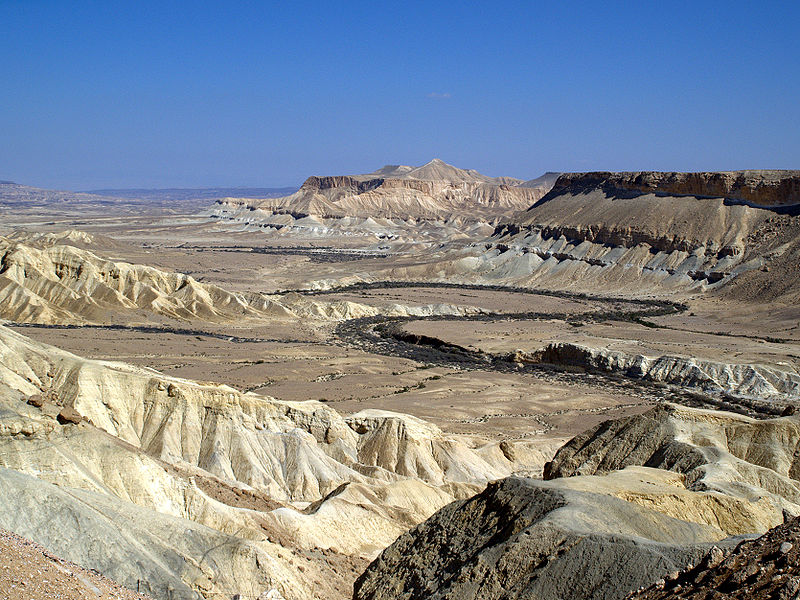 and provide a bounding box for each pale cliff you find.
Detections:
[0,324,545,599]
